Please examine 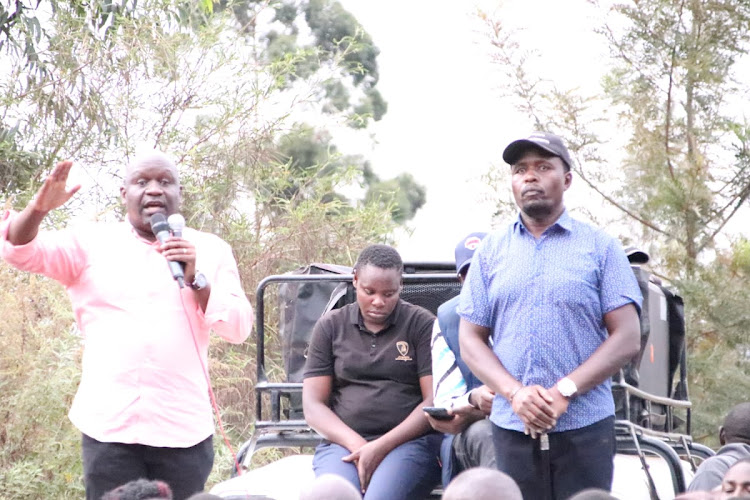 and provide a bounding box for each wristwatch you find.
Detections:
[557,377,578,399]
[189,272,208,291]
